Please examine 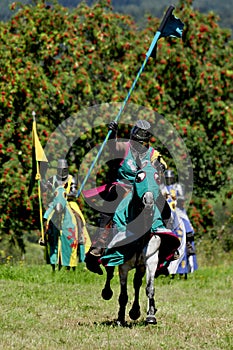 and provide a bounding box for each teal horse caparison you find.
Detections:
[44,186,78,267]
